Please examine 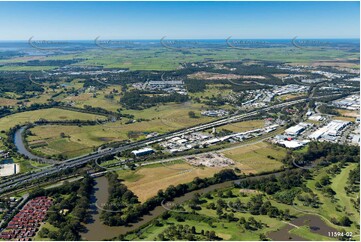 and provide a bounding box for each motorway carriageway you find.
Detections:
[0,95,336,194]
